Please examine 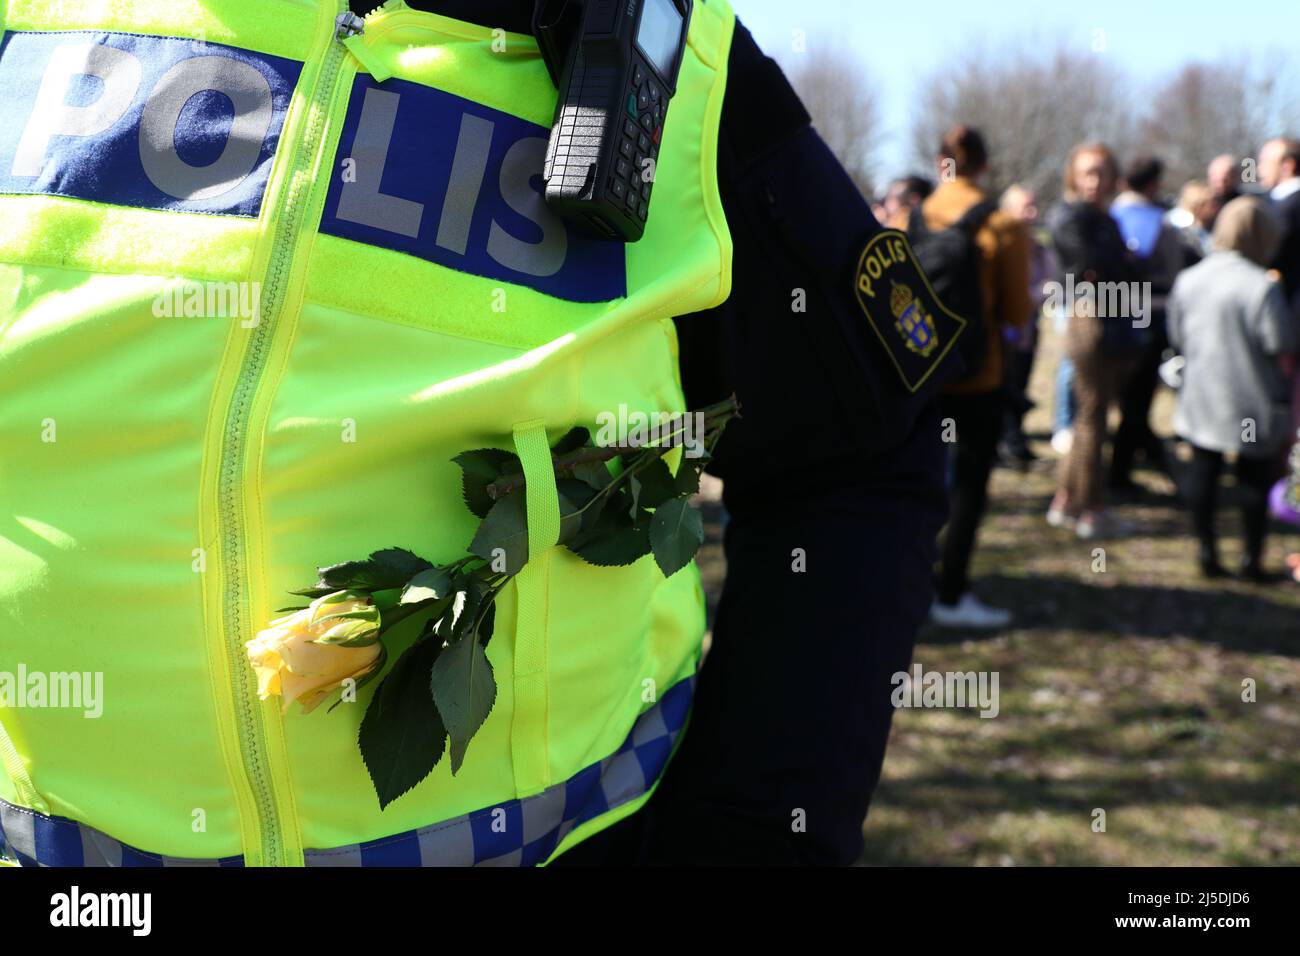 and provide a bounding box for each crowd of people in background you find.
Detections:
[871,131,1300,629]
